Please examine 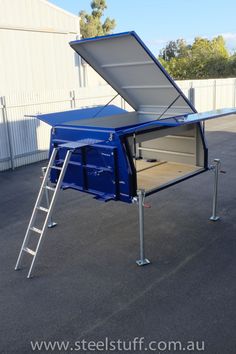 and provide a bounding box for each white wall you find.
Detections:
[0,0,81,94]
[176,78,236,112]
